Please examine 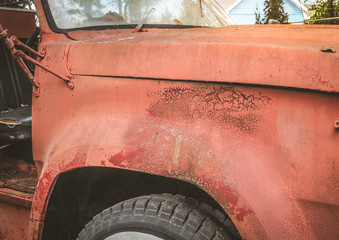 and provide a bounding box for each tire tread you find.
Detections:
[77,193,241,240]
